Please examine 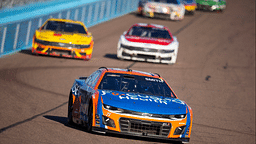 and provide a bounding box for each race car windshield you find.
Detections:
[151,0,179,4]
[181,0,195,3]
[43,21,87,34]
[127,26,172,39]
[98,73,176,98]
